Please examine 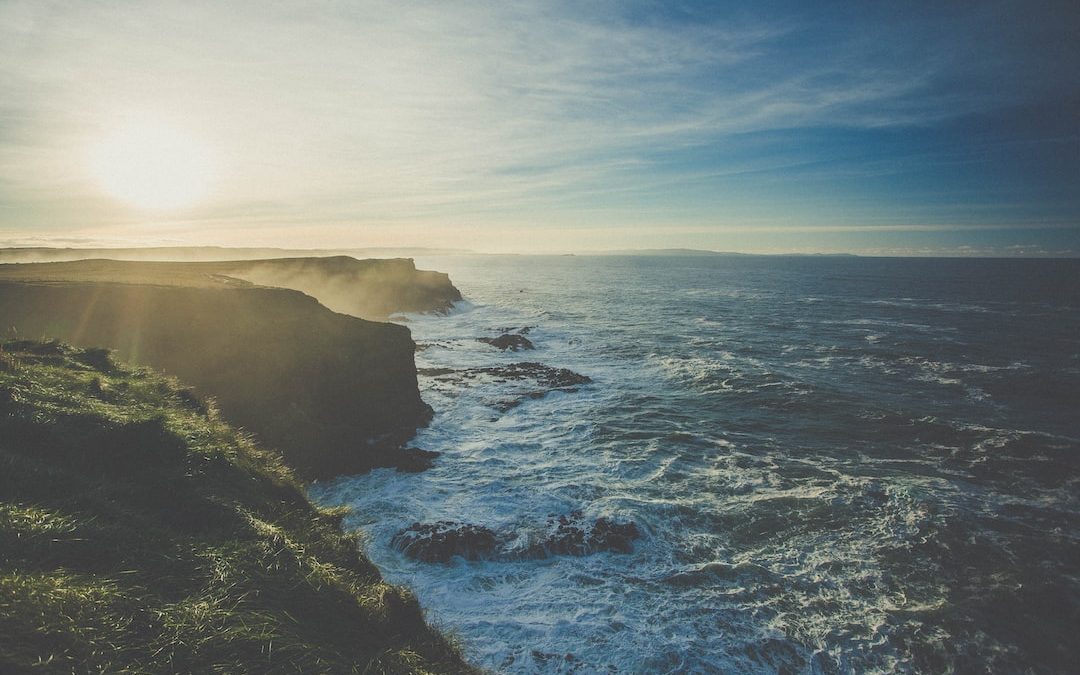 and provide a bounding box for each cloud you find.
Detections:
[0,0,1077,250]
